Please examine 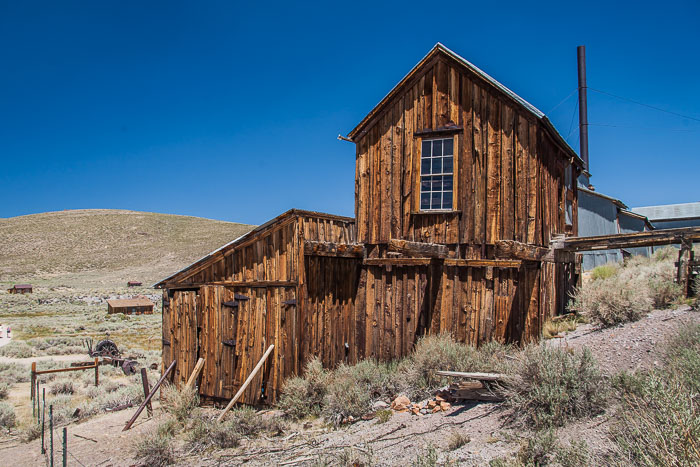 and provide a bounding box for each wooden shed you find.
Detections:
[8,284,32,294]
[107,298,154,315]
[156,43,583,405]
